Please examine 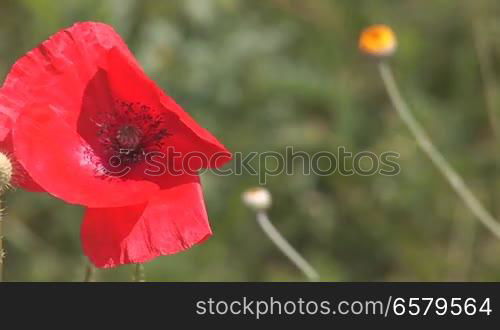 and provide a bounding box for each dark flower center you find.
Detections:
[92,100,171,166]
[116,124,142,151]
